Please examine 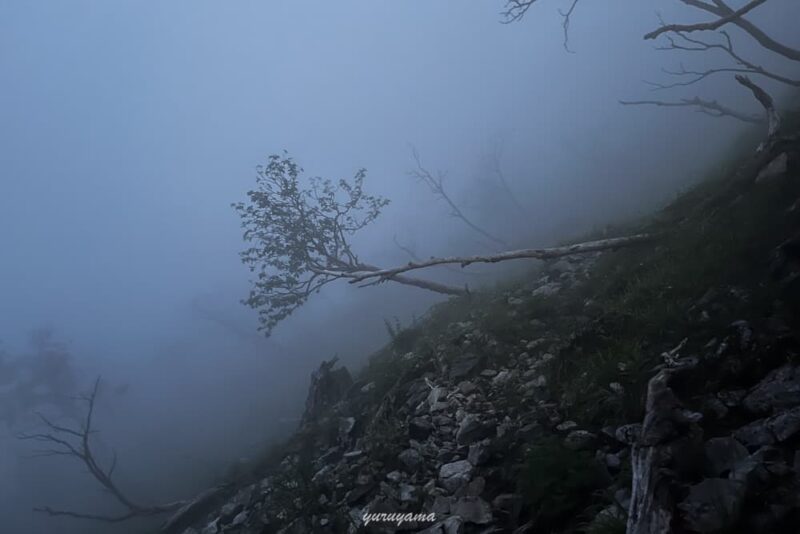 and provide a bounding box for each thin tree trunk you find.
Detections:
[347,233,655,284]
